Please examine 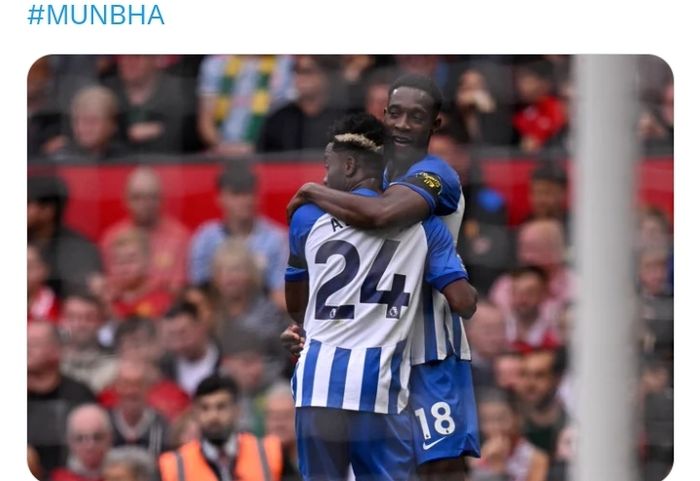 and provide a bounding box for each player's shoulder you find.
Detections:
[289,203,326,232]
[405,154,461,191]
